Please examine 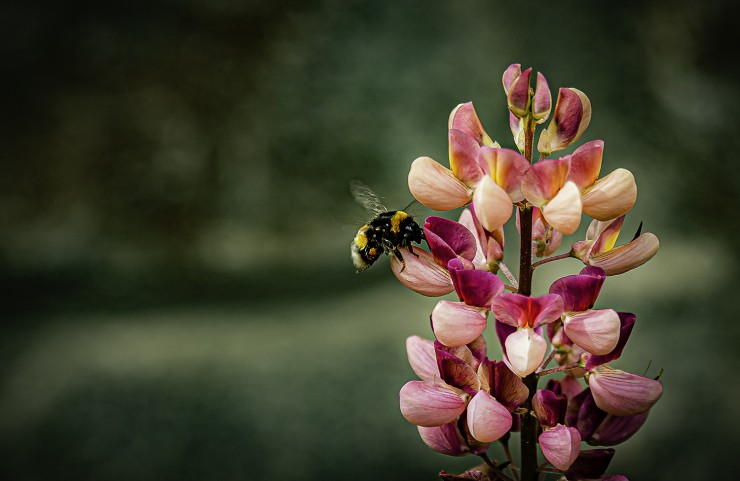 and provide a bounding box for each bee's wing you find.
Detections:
[350,180,387,215]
